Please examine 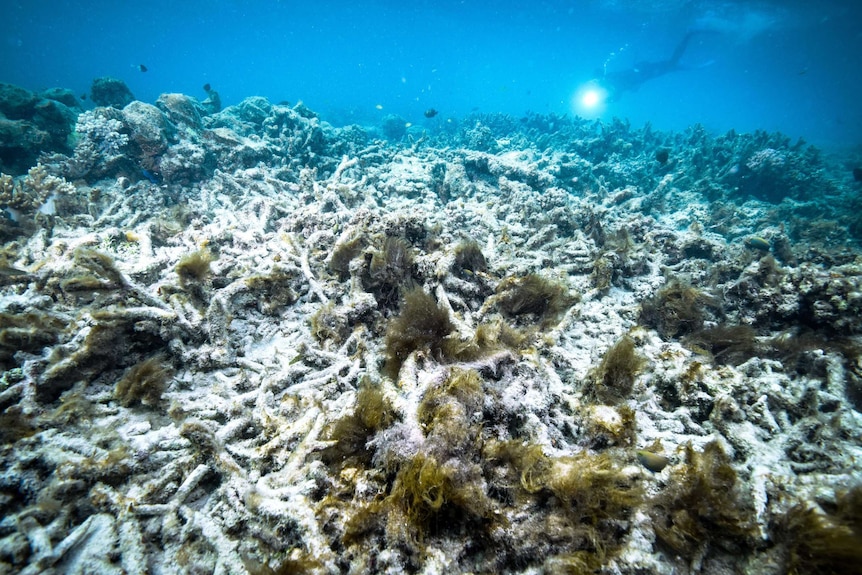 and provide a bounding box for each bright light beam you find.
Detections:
[572,81,608,119]
[582,89,600,108]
